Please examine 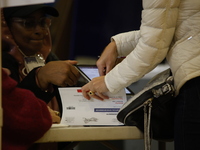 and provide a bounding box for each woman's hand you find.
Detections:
[96,41,118,76]
[36,60,80,90]
[47,106,61,123]
[81,76,109,100]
